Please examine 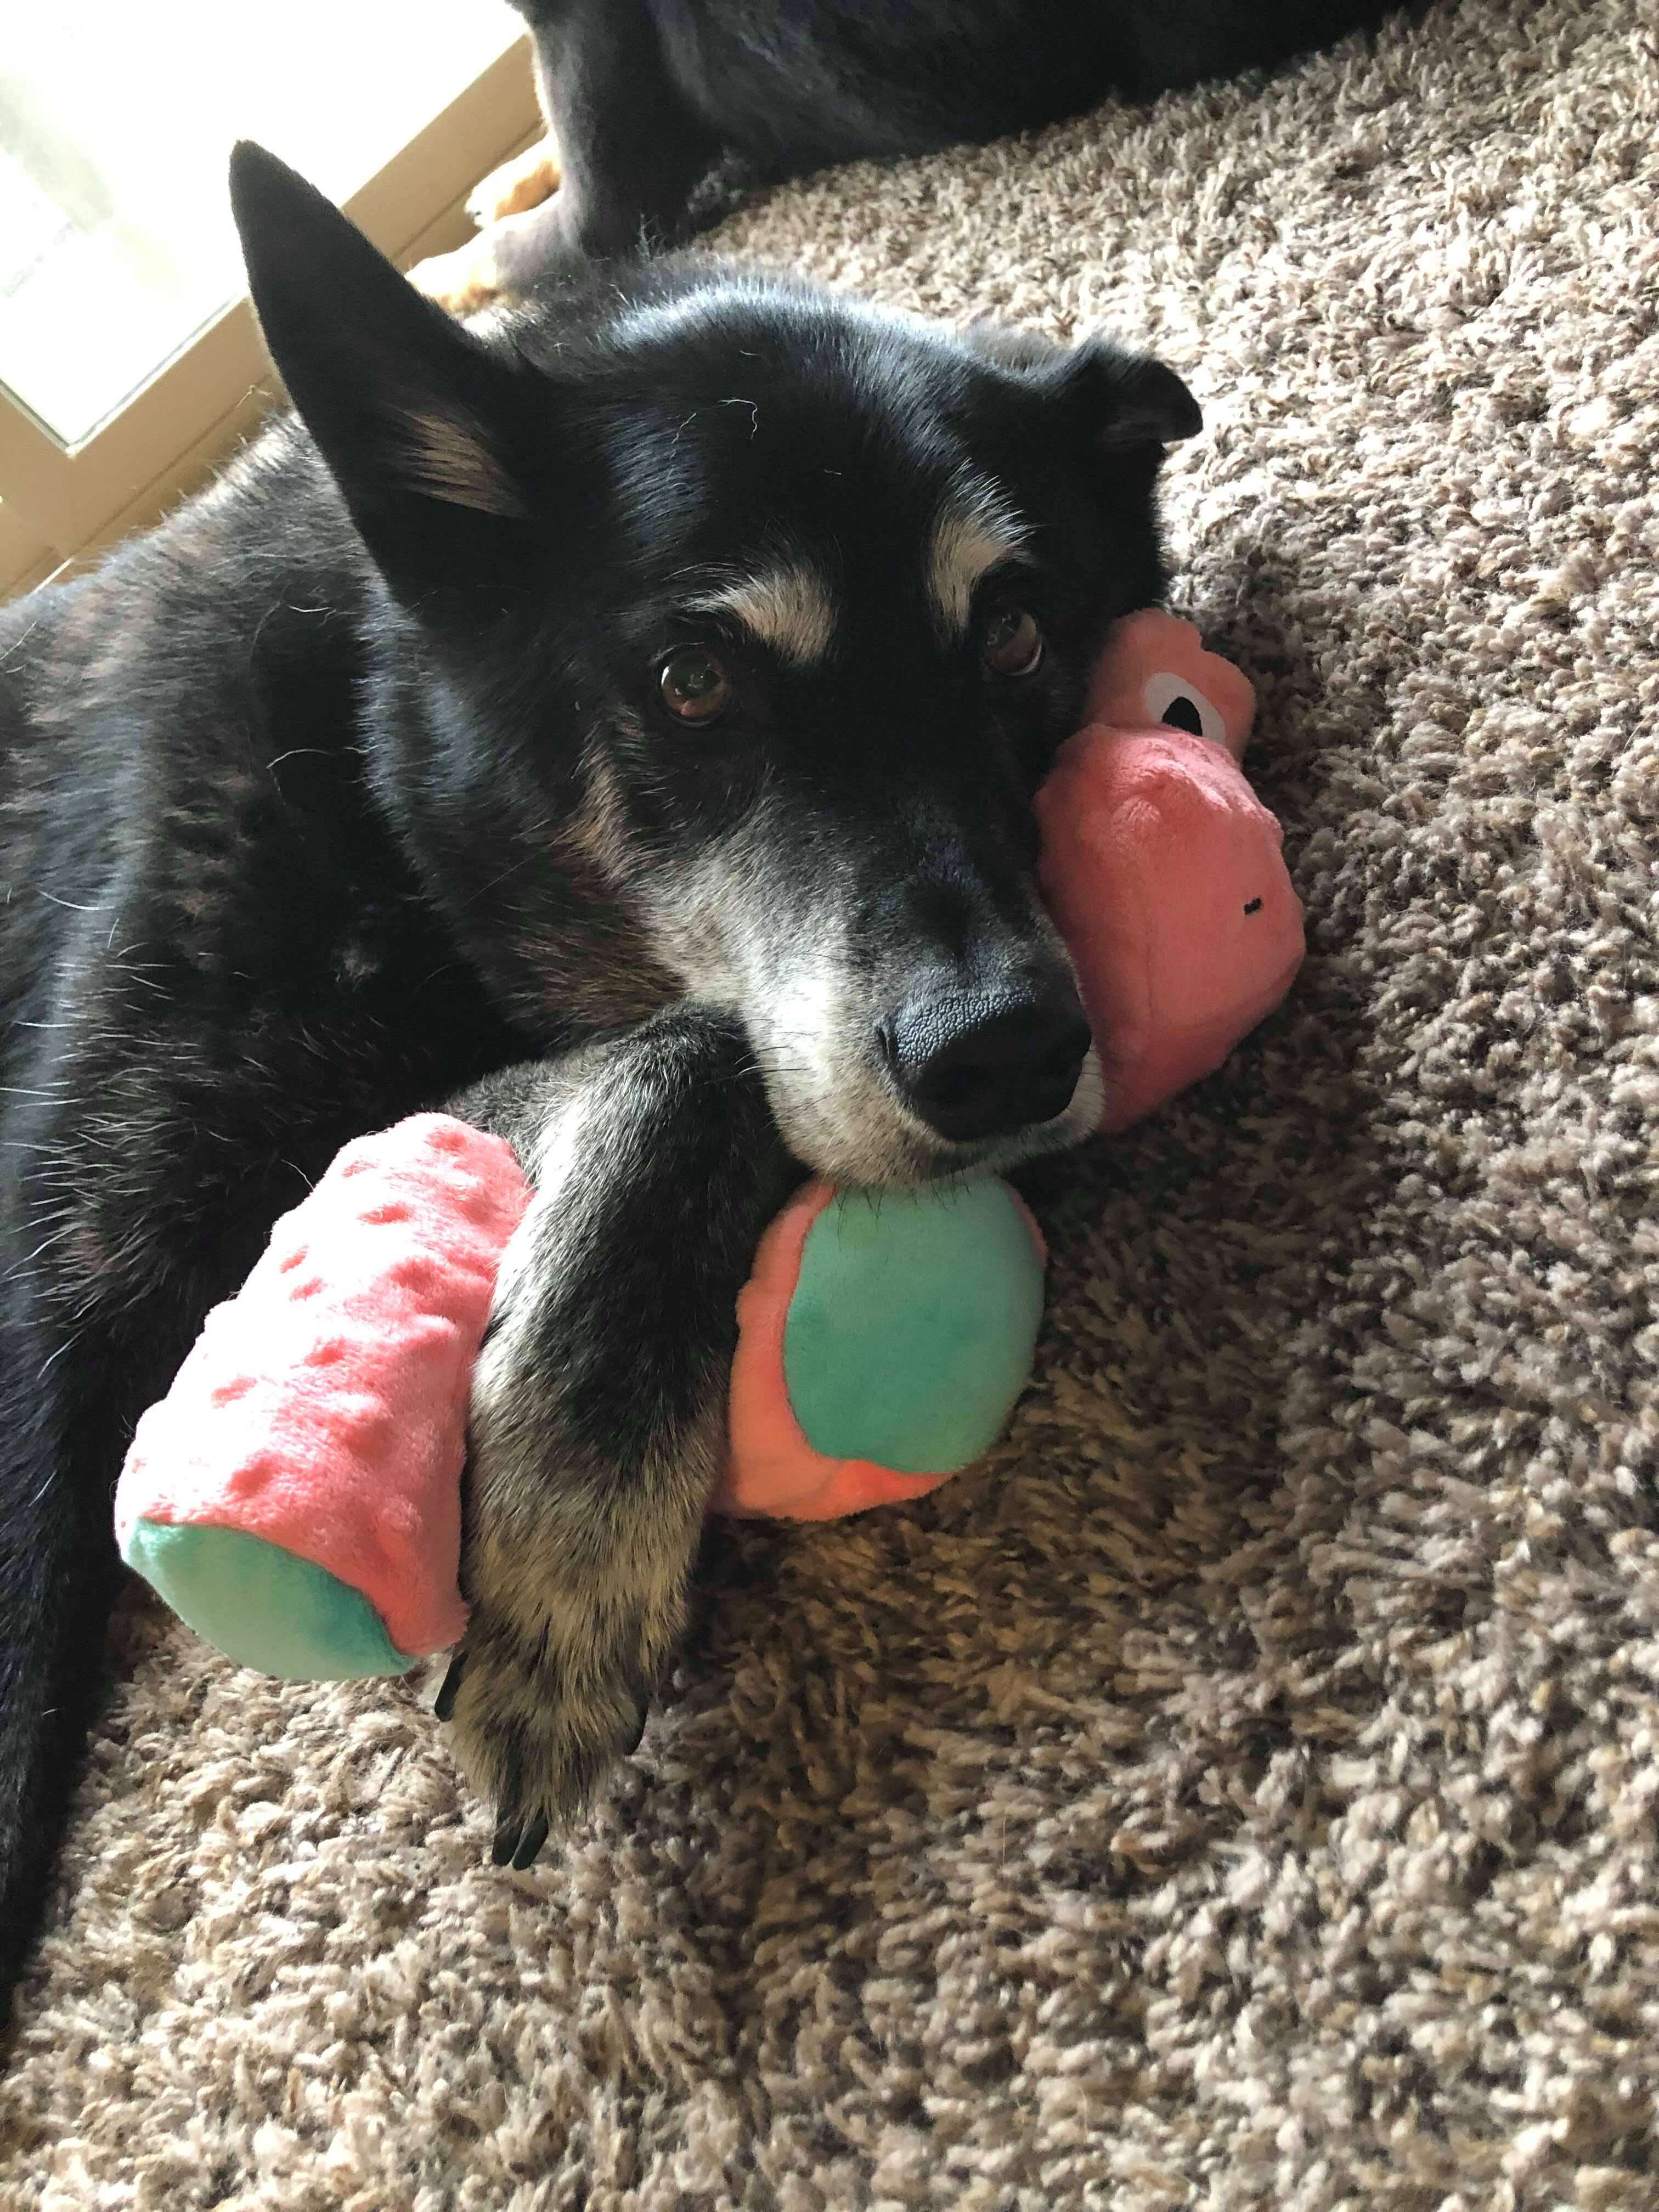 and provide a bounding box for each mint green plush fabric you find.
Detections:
[782,1182,1044,1474]
[121,1520,416,1680]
